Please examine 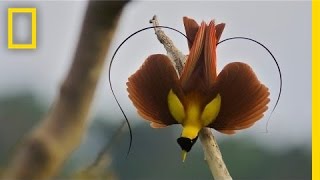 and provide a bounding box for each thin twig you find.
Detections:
[149,15,232,180]
[87,120,126,171]
[71,121,126,180]
[2,2,128,179]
